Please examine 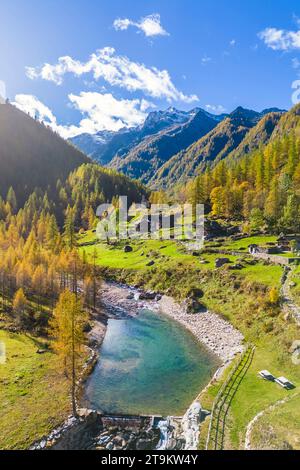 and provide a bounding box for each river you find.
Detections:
[82,308,220,417]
